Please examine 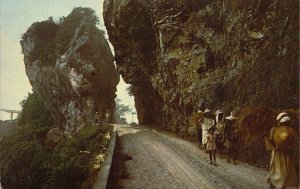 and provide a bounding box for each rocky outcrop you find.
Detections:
[104,0,299,131]
[132,85,163,125]
[21,8,119,135]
